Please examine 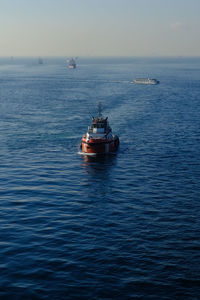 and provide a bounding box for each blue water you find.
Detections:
[0,56,200,299]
